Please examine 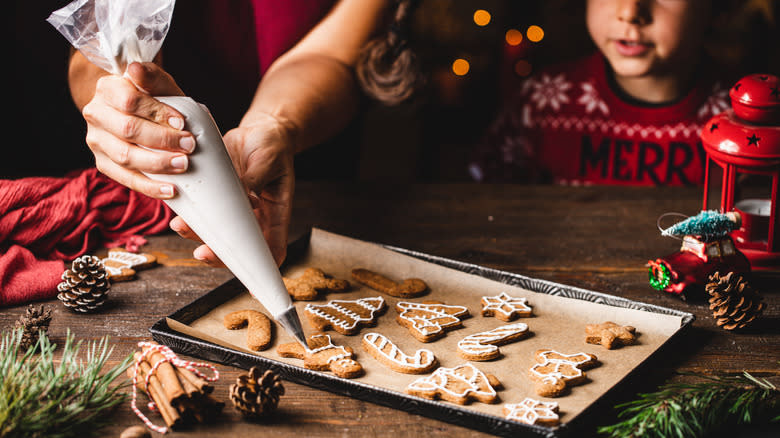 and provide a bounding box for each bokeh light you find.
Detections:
[527,25,544,42]
[514,60,532,77]
[473,9,491,26]
[505,29,523,46]
[452,58,470,76]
